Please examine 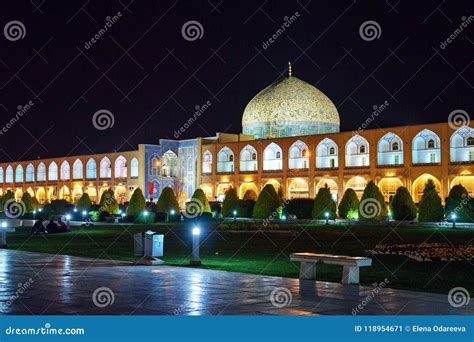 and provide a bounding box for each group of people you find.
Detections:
[32,218,70,234]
